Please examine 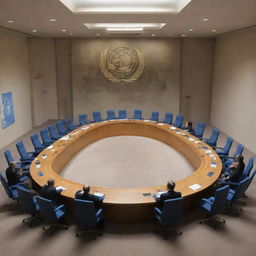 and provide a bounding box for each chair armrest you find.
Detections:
[96,209,103,218]
[201,198,213,205]
[55,204,66,212]
[10,185,18,190]
[212,146,223,150]
[221,181,239,186]
[154,207,162,217]
[221,156,235,161]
